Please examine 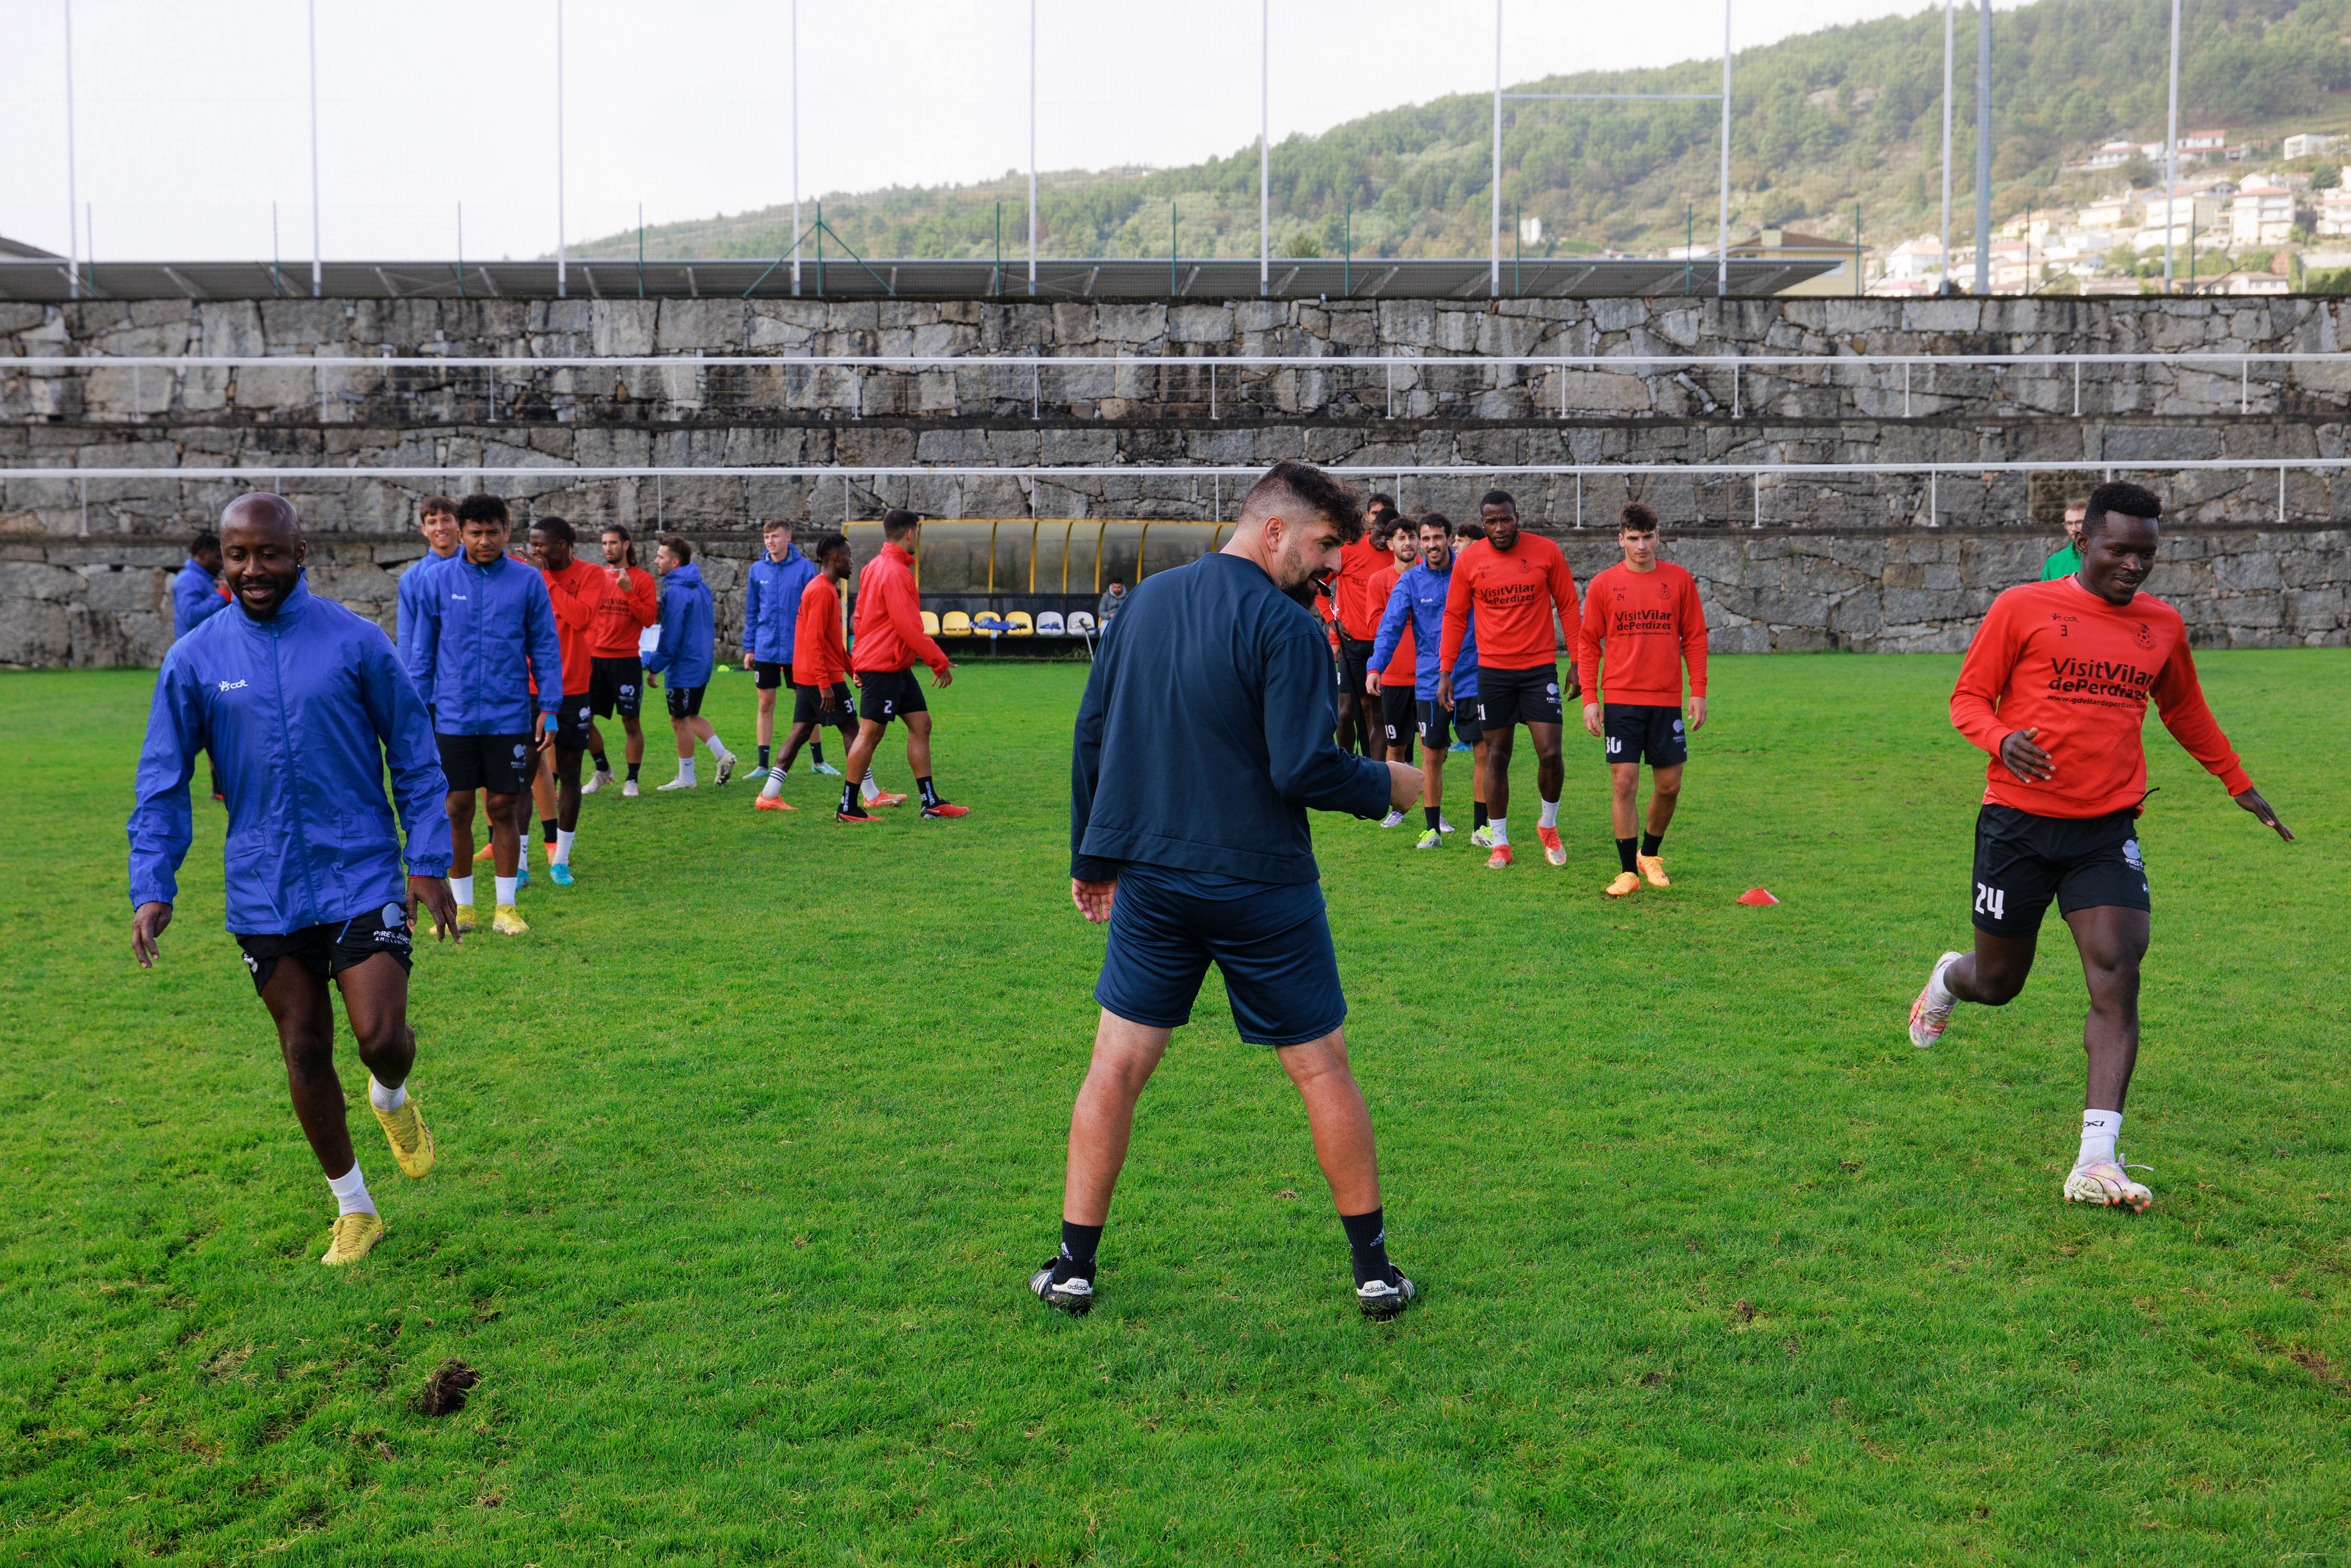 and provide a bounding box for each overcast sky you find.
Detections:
[2,0,2011,262]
